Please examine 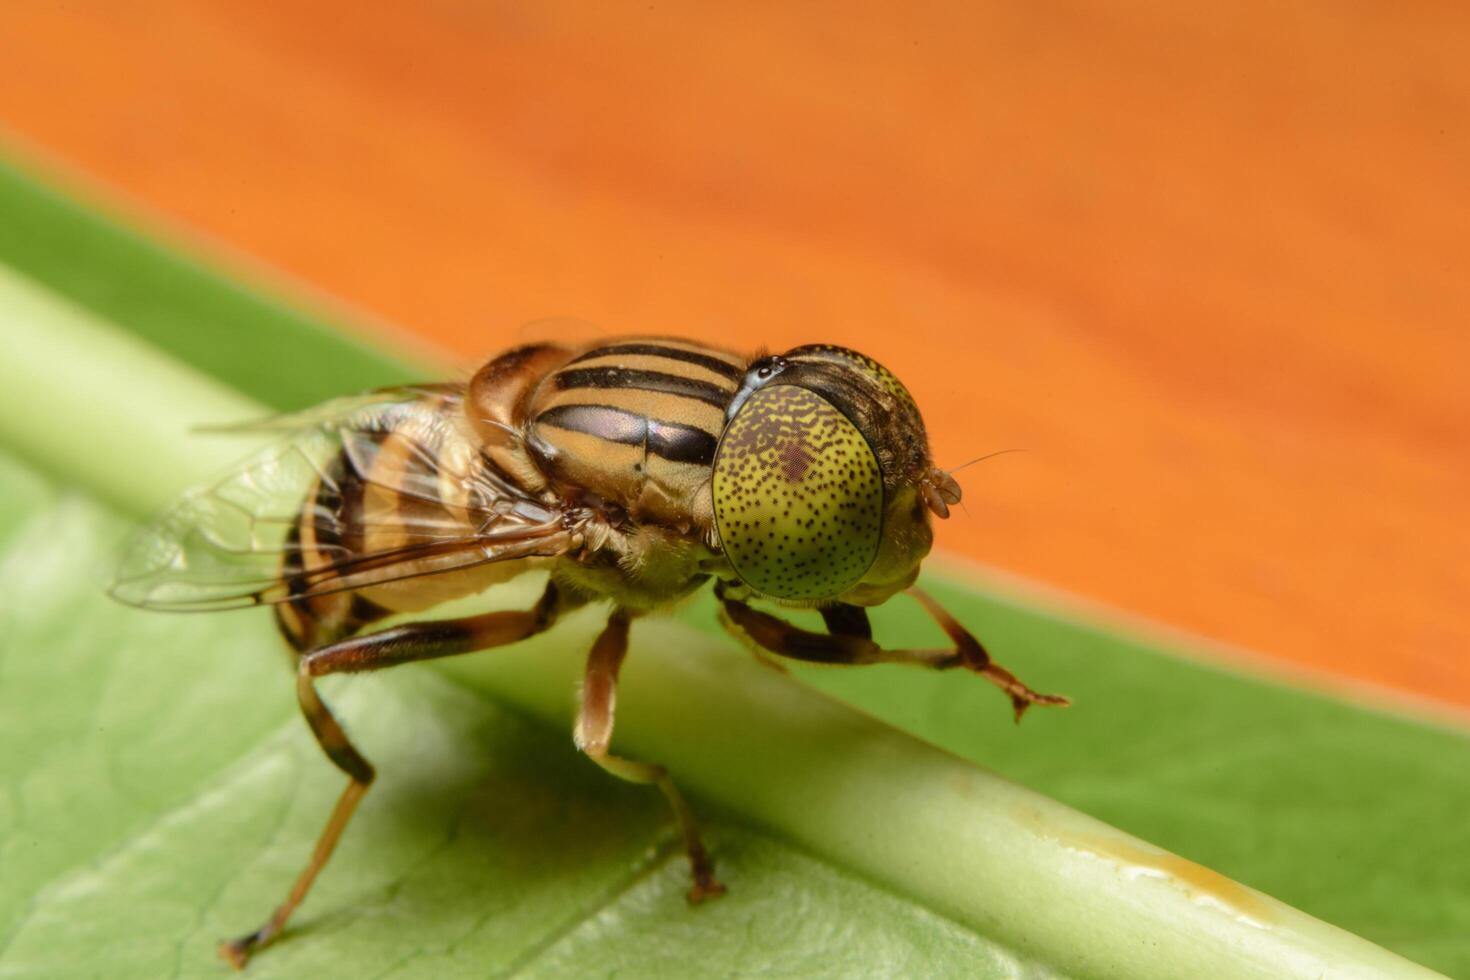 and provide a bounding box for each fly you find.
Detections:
[110,336,1068,967]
